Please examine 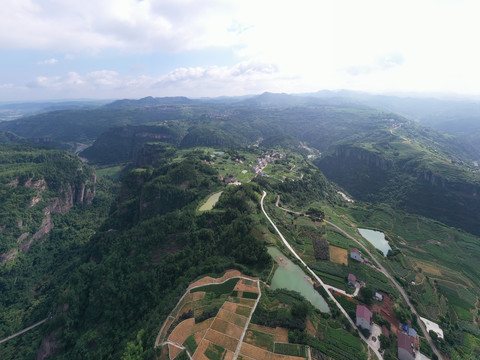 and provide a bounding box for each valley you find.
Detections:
[0,94,479,360]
